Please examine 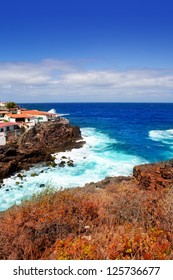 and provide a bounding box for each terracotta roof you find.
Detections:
[21,110,55,116]
[5,114,35,118]
[0,122,19,128]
